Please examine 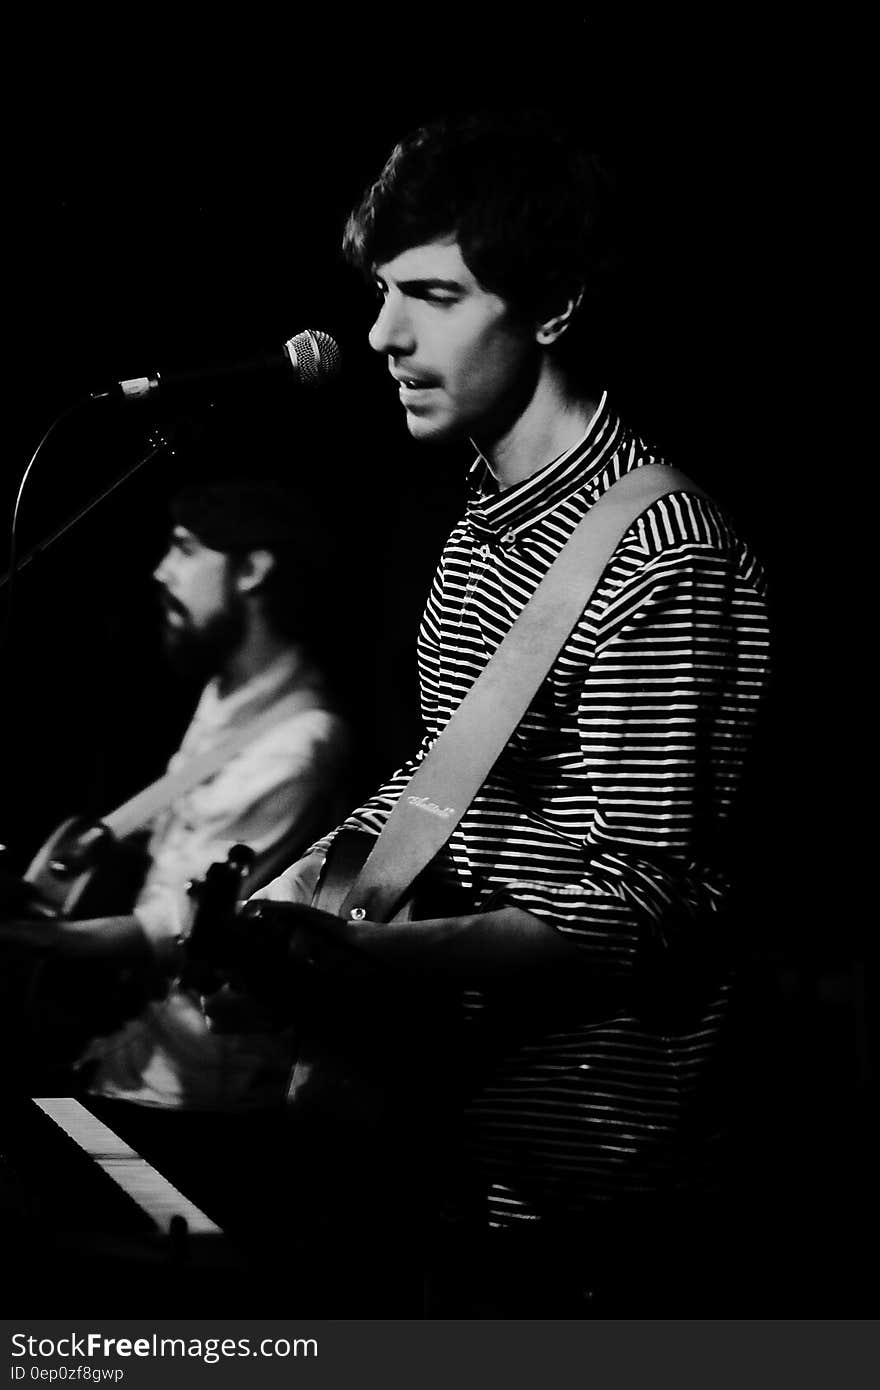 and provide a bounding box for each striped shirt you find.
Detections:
[297,393,770,1224]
